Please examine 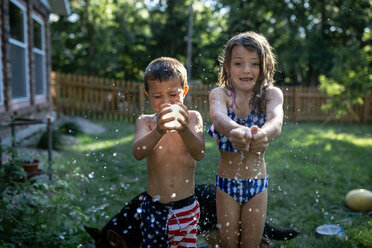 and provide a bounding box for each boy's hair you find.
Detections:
[144,57,188,92]
[218,31,276,113]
